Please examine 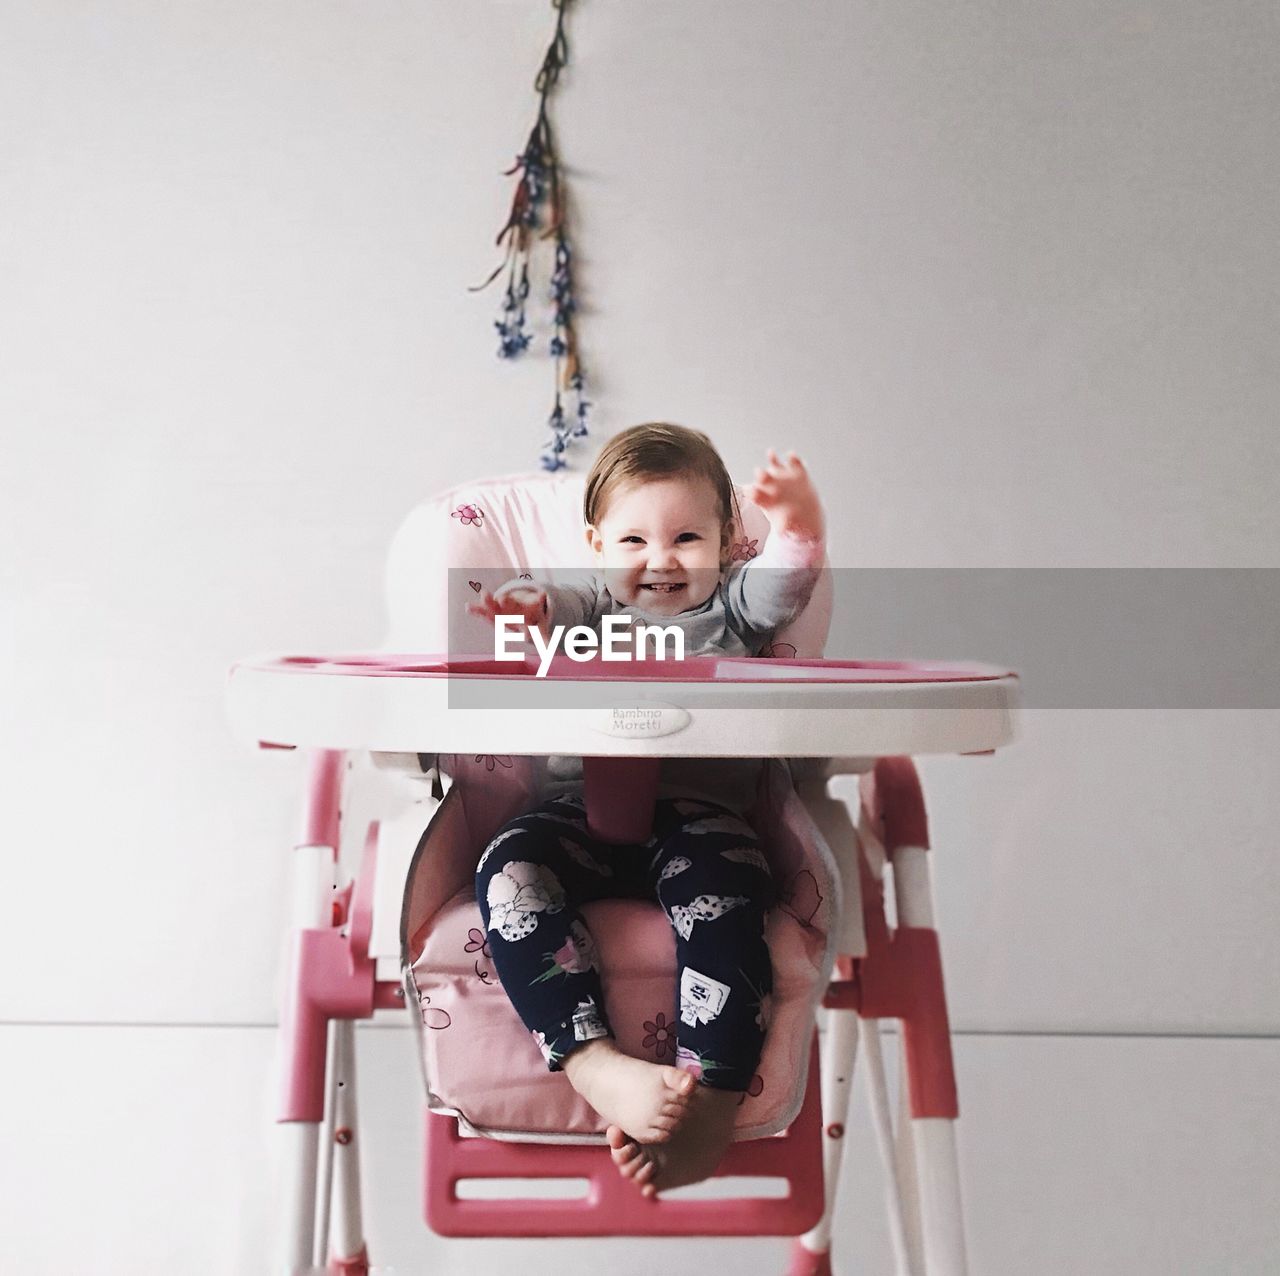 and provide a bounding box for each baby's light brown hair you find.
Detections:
[583,423,742,563]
